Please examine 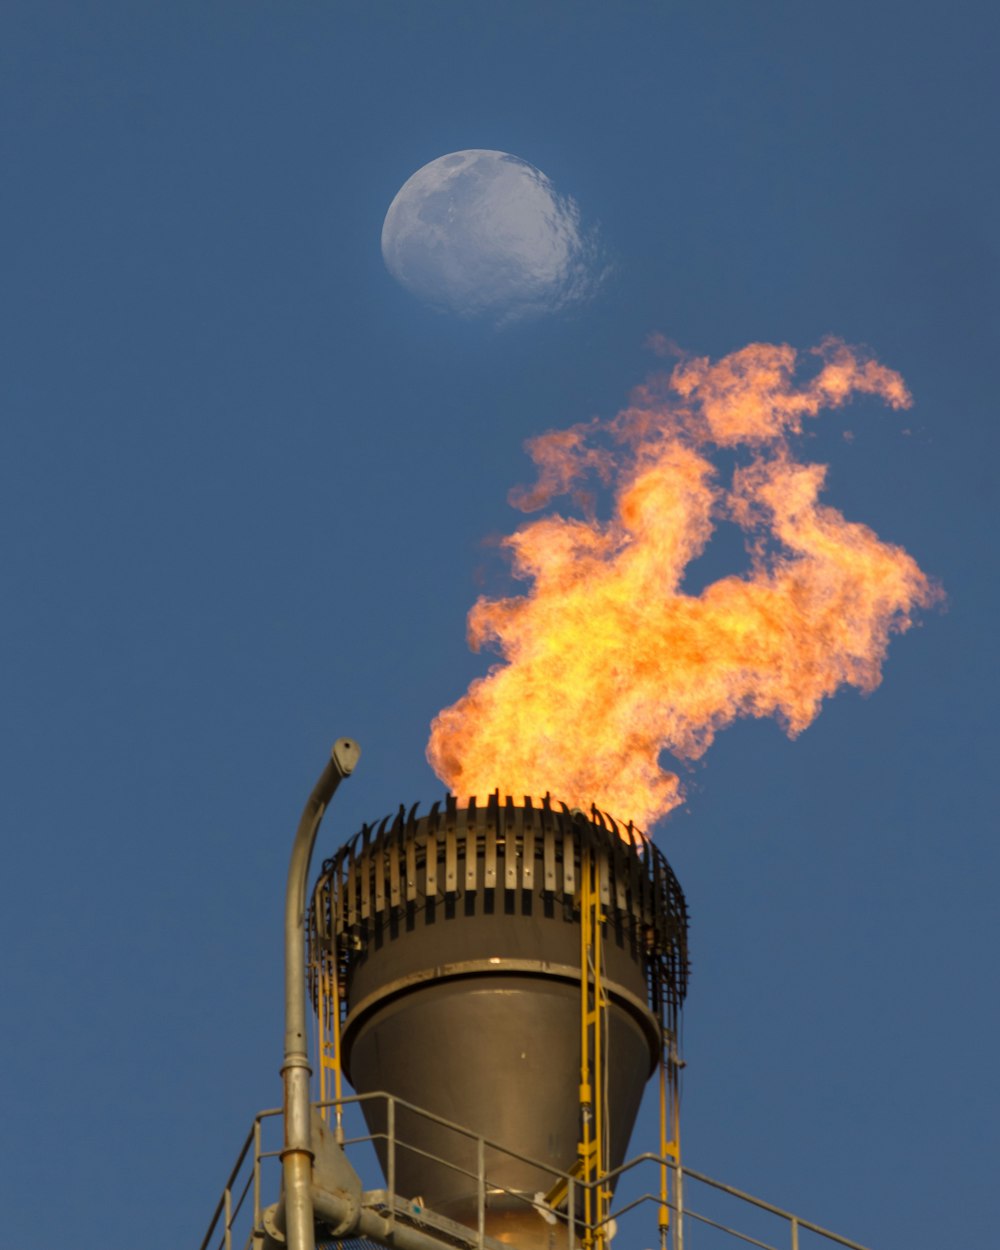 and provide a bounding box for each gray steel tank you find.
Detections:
[310,794,688,1249]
